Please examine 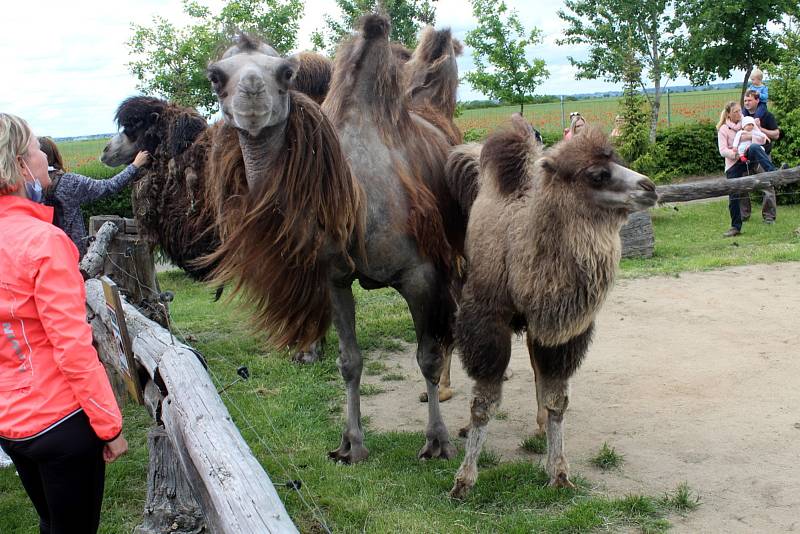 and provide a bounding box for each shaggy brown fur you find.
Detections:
[112,96,219,280]
[444,142,482,219]
[291,51,332,104]
[325,13,460,268]
[405,26,463,119]
[202,91,364,350]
